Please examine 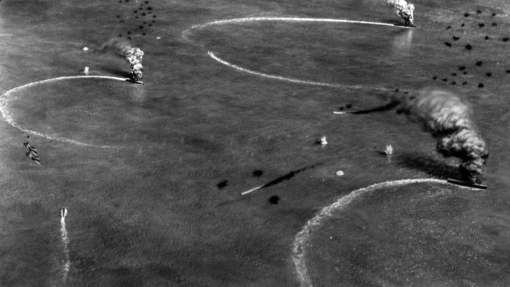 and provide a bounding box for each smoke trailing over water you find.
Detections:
[386,0,415,26]
[395,88,489,183]
[100,38,144,81]
[359,0,415,26]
